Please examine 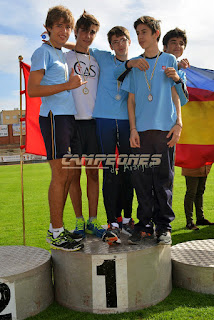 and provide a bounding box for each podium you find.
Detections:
[172,239,214,294]
[52,234,172,314]
[0,246,53,320]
